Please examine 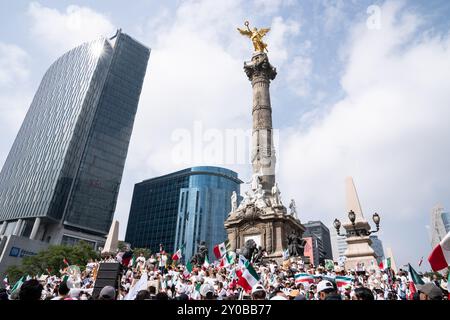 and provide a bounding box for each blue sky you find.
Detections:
[1,0,450,271]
